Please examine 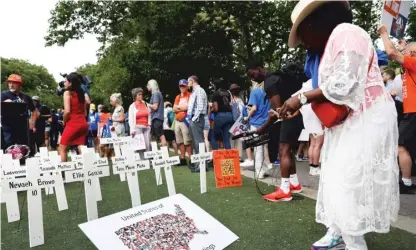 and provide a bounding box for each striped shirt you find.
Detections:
[187,85,207,122]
